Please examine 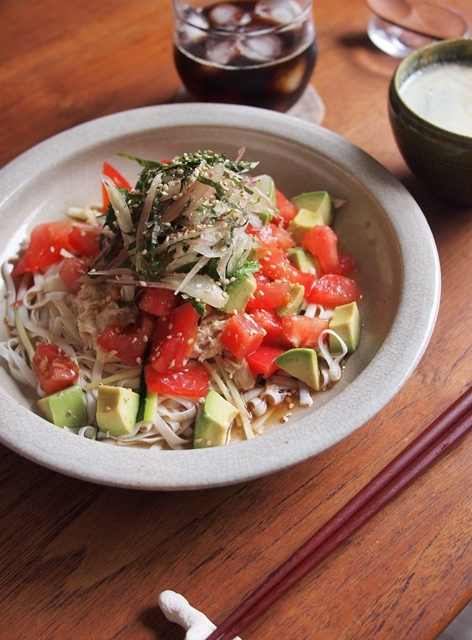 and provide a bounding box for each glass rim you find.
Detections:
[172,0,314,37]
